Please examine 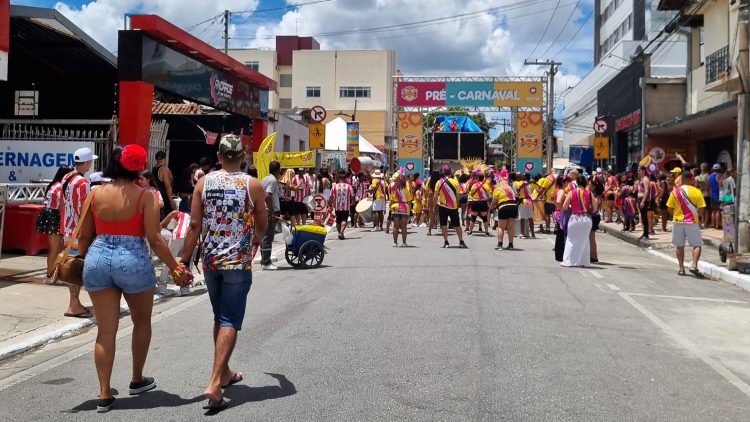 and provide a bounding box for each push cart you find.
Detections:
[282,223,327,269]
